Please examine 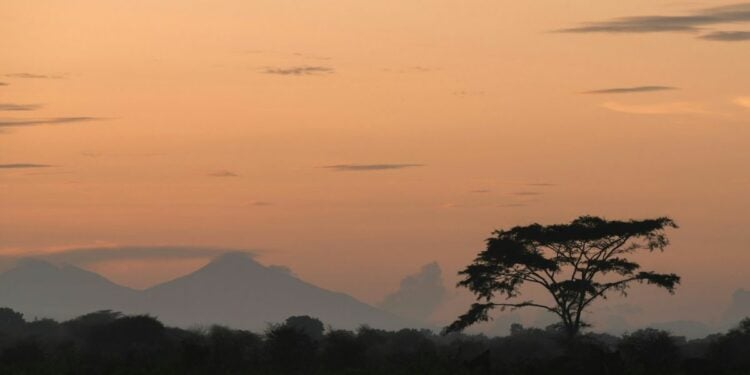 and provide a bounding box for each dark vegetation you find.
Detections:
[0,307,748,375]
[448,216,680,337]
